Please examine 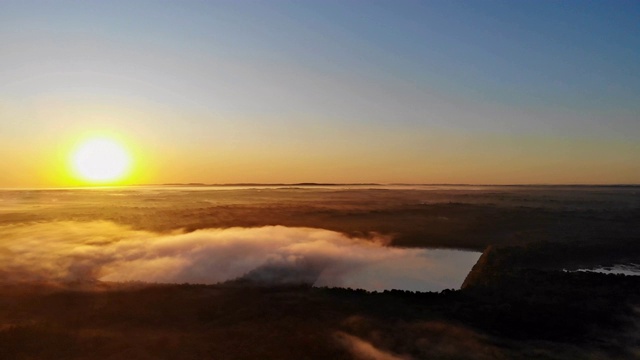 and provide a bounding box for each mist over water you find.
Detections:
[572,264,640,276]
[0,221,479,291]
